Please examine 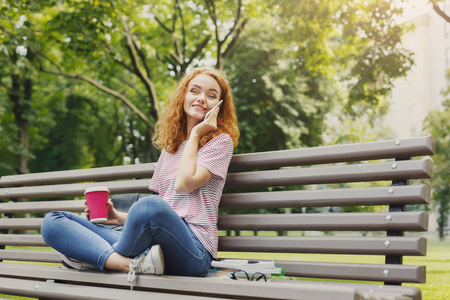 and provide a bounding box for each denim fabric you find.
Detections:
[41,195,212,276]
